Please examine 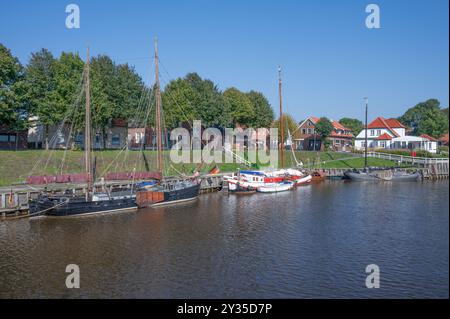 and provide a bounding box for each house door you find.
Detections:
[309,139,321,150]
